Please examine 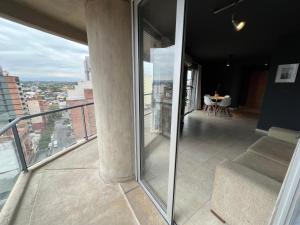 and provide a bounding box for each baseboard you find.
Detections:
[255,128,268,135]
